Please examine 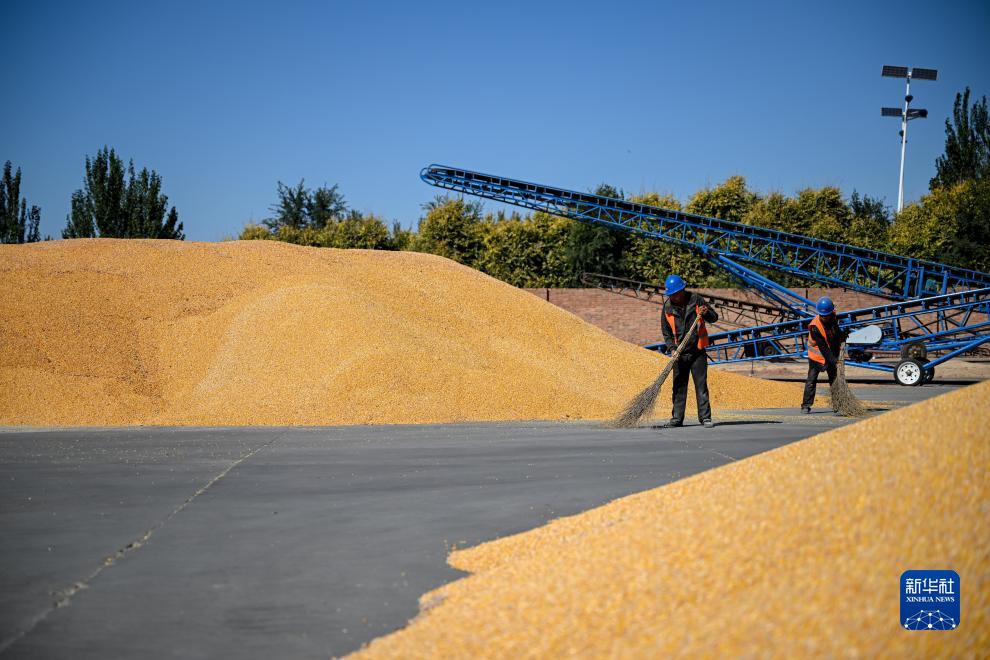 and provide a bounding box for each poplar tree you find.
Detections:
[1,161,41,243]
[931,87,990,189]
[63,147,184,239]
